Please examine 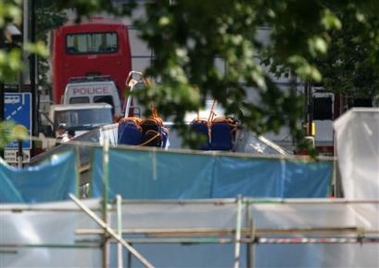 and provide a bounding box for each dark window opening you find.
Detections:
[94,95,115,115]
[69,97,90,104]
[348,98,373,108]
[313,97,333,120]
[66,32,118,54]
